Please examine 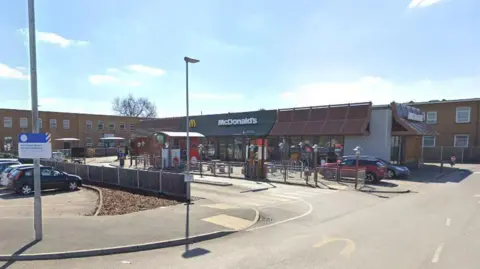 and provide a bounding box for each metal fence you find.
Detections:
[422,146,480,163]
[190,161,367,187]
[40,160,187,199]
